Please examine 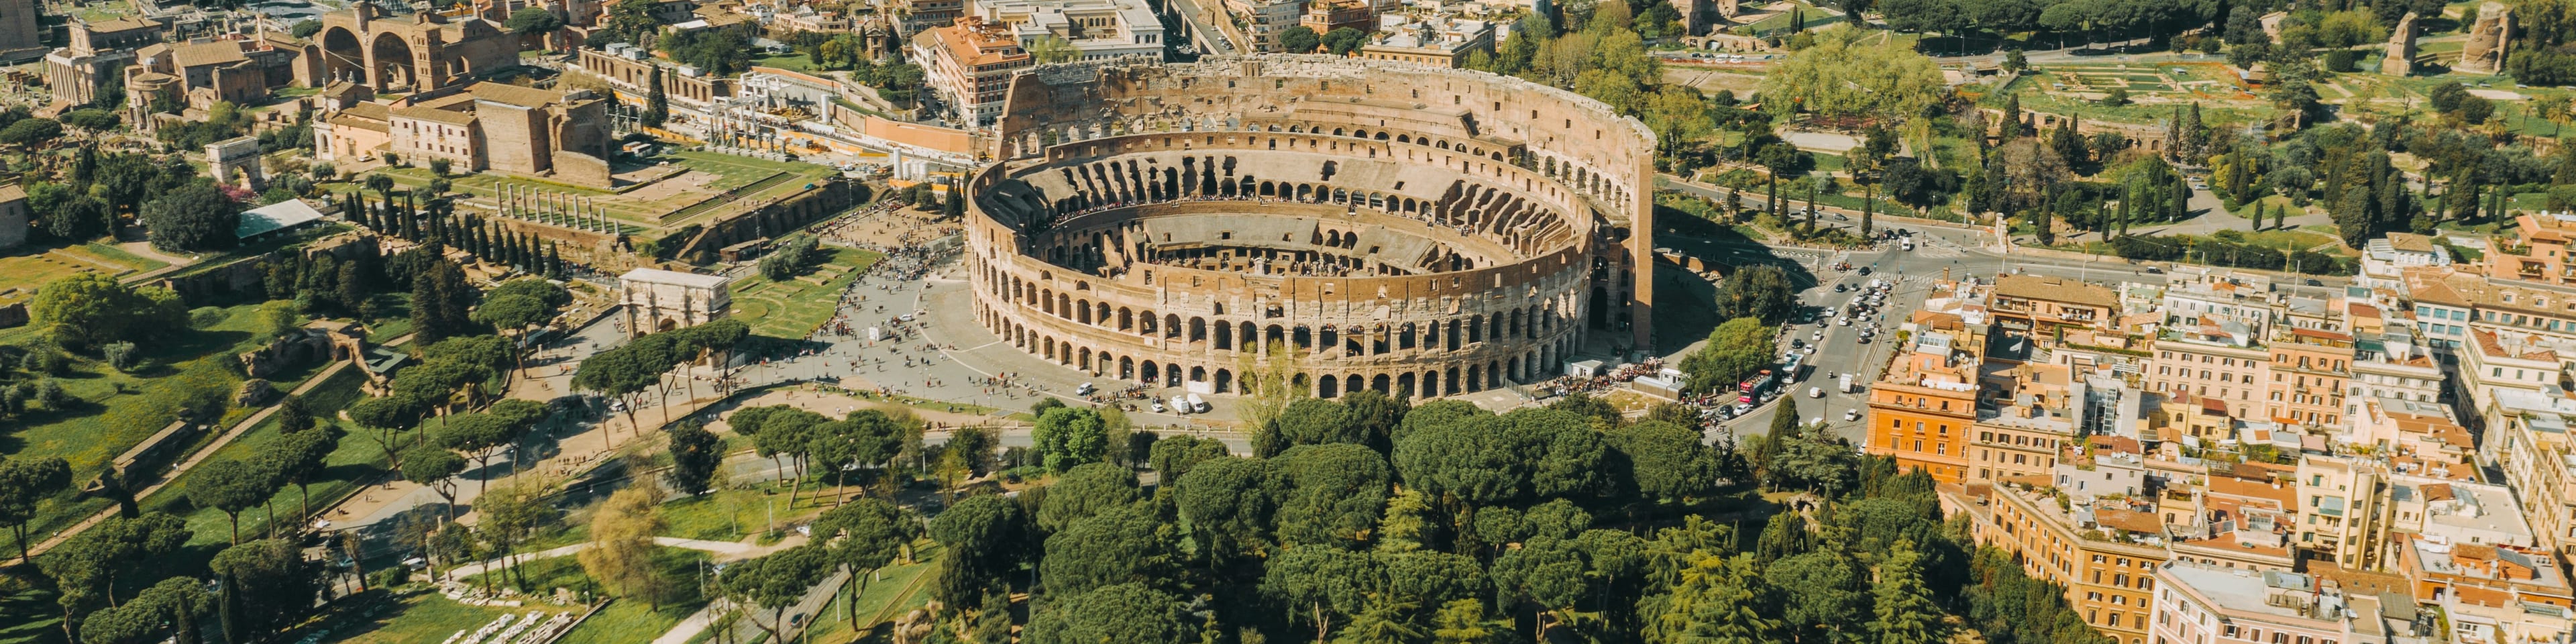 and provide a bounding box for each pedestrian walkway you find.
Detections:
[443,536,785,581]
